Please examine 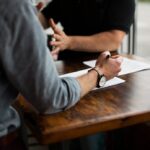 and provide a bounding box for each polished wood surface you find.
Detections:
[16,55,150,144]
